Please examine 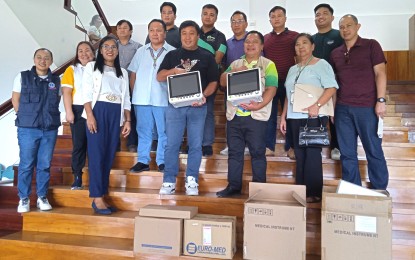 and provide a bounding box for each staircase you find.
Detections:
[1,82,415,259]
